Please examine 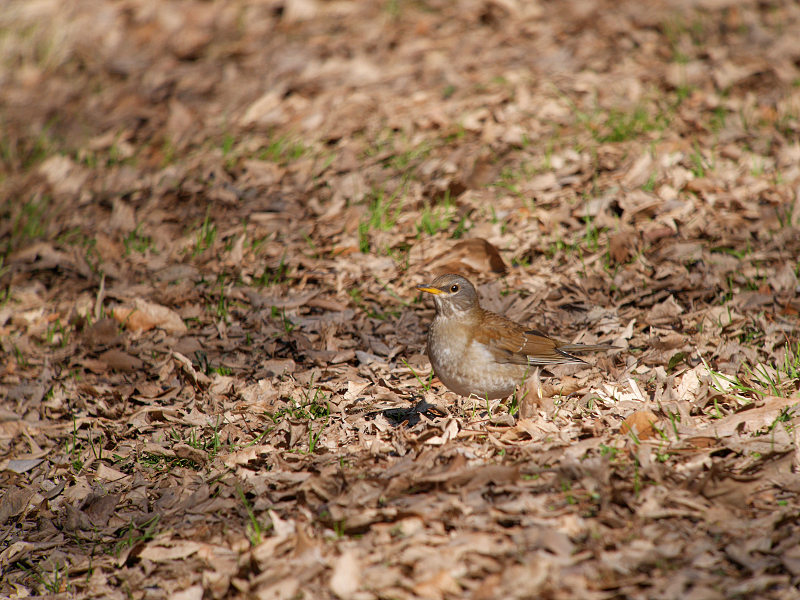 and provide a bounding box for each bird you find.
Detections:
[416,273,613,399]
